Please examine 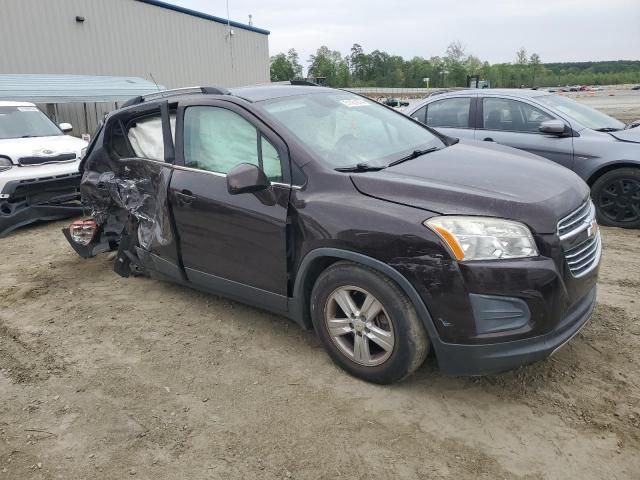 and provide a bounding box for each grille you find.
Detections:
[557,200,592,238]
[18,153,77,166]
[558,200,601,277]
[564,233,601,277]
